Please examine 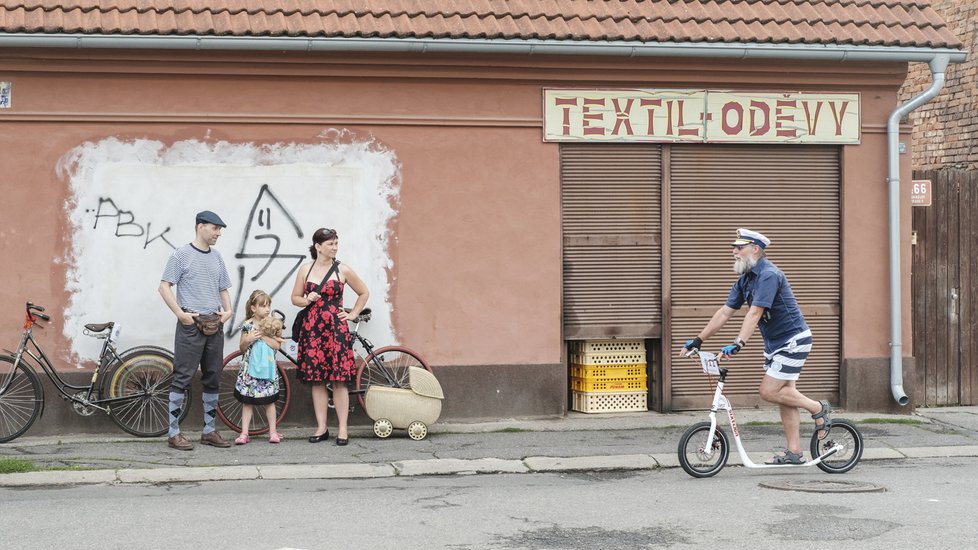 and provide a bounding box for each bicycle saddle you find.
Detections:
[84,322,114,332]
[344,307,372,322]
